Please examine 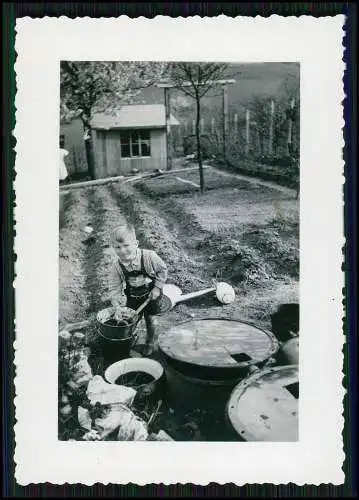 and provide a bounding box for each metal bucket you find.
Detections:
[270,303,299,342]
[98,332,135,371]
[96,307,139,340]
